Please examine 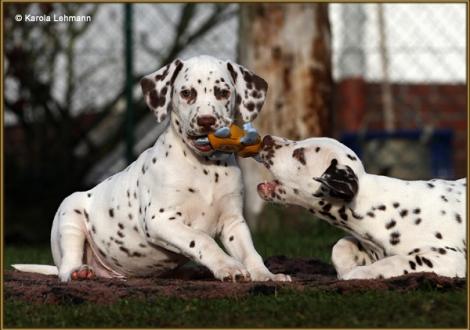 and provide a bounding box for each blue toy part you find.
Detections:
[208,151,232,161]
[214,126,231,138]
[240,122,260,145]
